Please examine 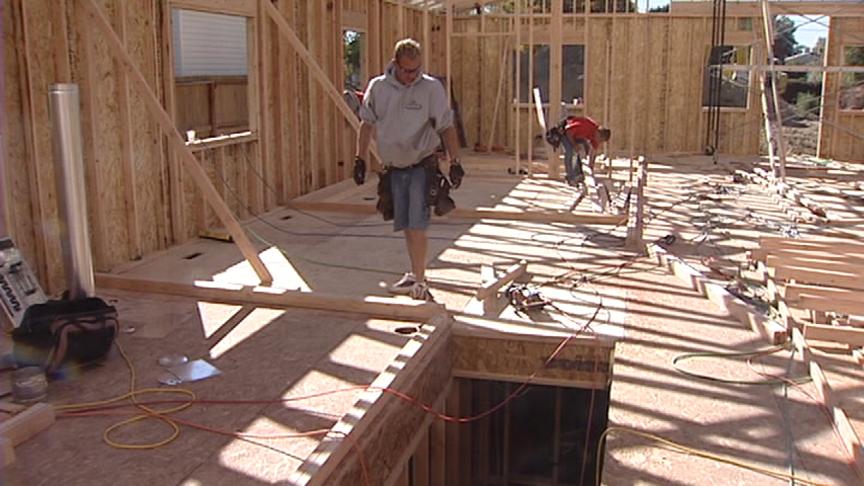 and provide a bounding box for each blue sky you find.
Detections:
[787,15,829,48]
